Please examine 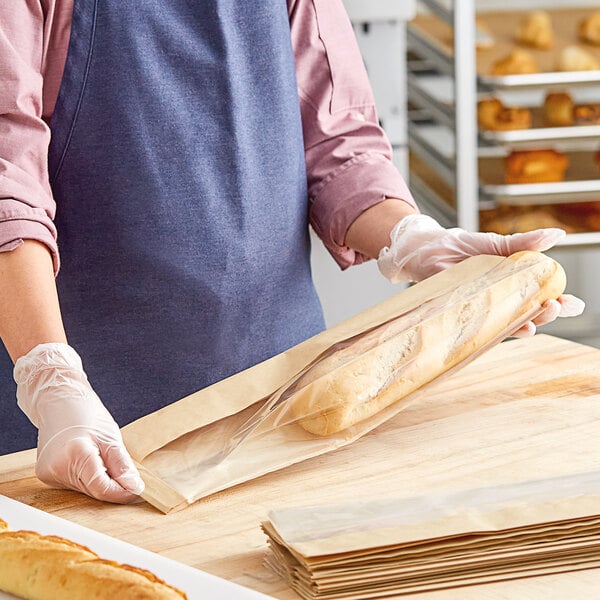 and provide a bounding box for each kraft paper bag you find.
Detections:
[262,471,600,598]
[121,254,558,512]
